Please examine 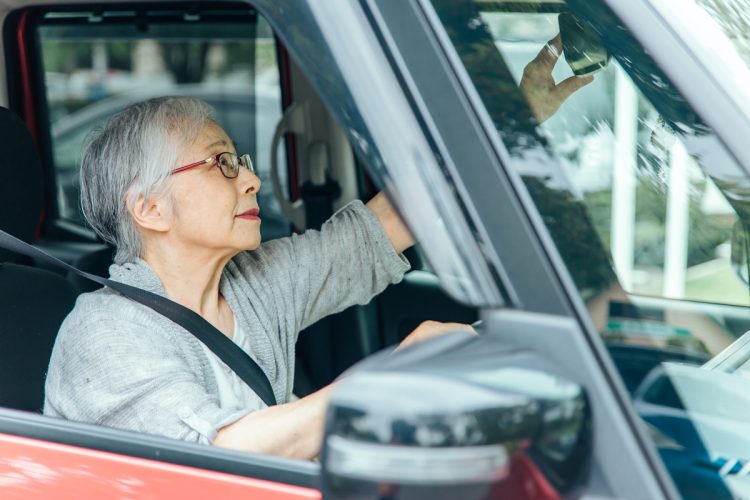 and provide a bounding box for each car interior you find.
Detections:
[0,2,478,418]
